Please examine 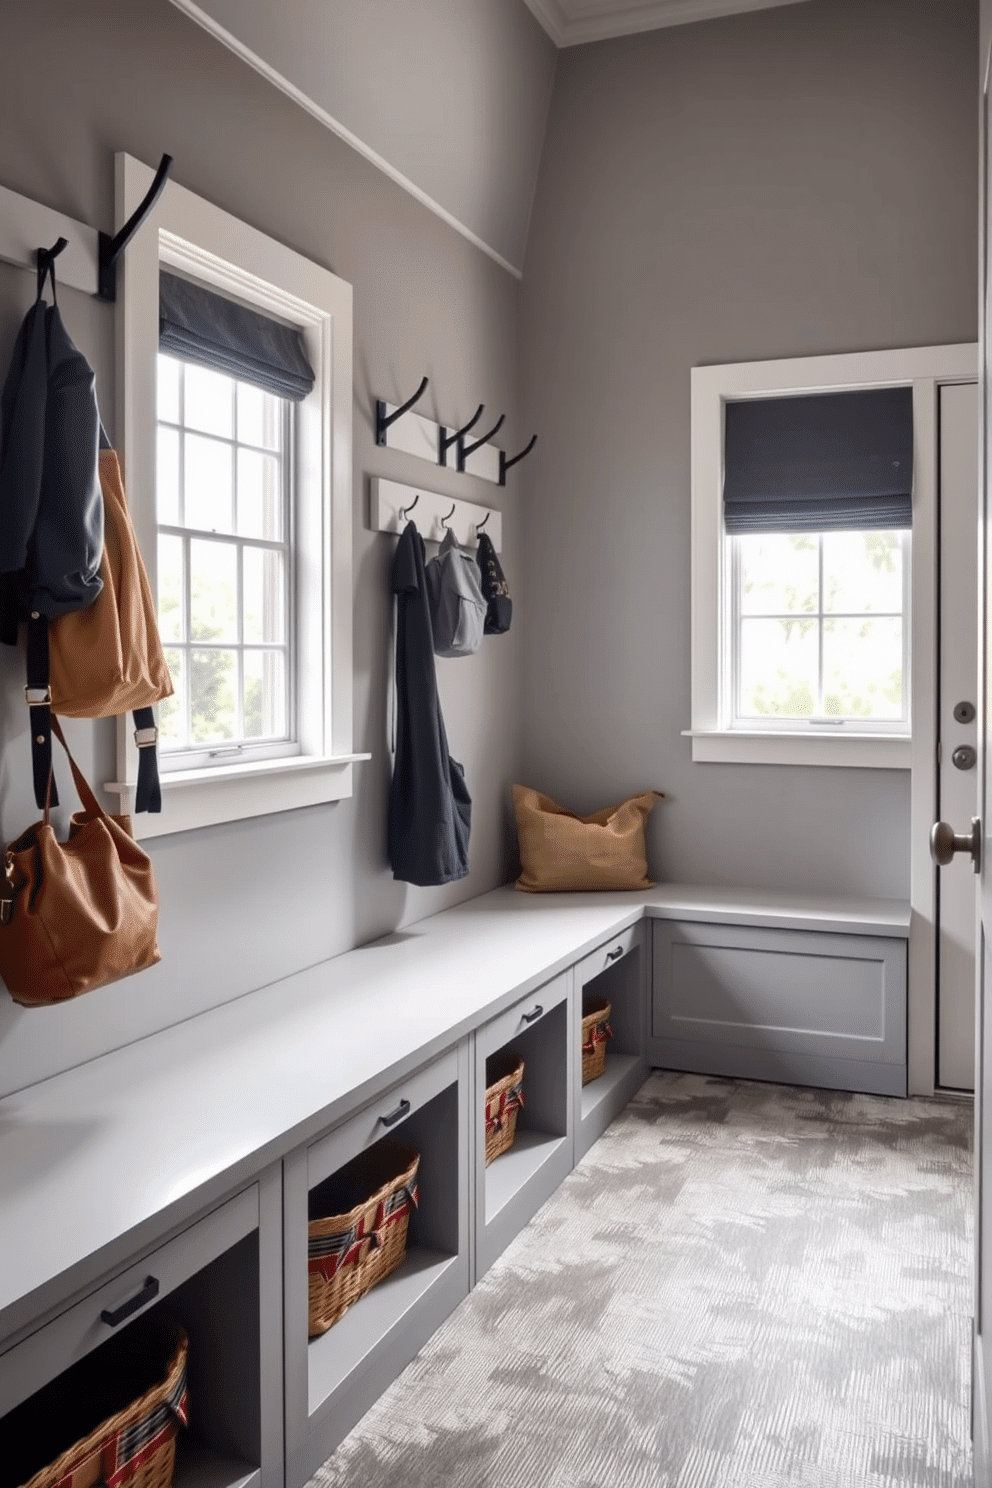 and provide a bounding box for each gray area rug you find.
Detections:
[309,1071,974,1488]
